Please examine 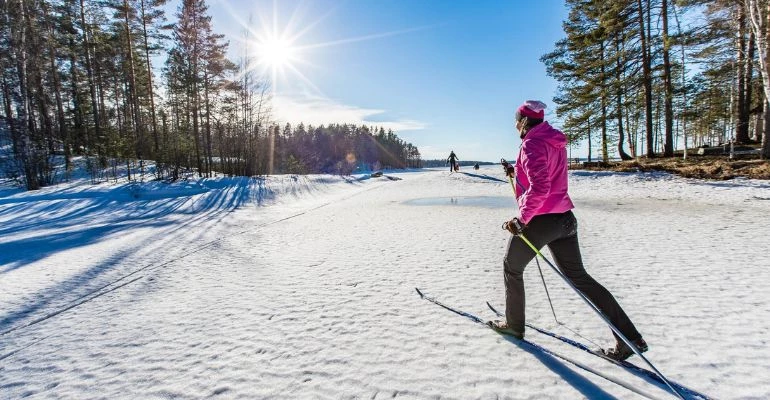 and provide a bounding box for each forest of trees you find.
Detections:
[6,1,770,190]
[543,0,770,162]
[0,0,420,190]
